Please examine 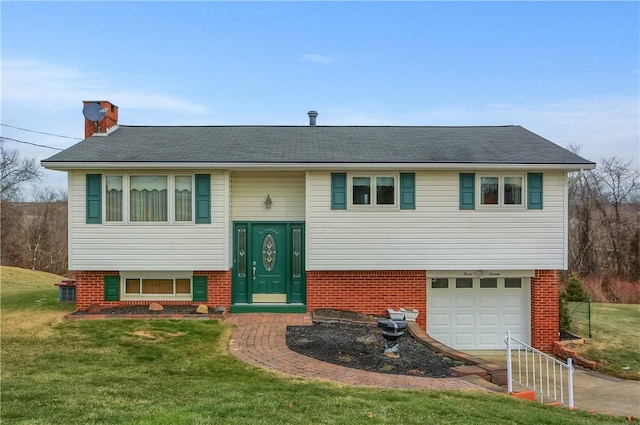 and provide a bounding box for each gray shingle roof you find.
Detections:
[42,125,594,166]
